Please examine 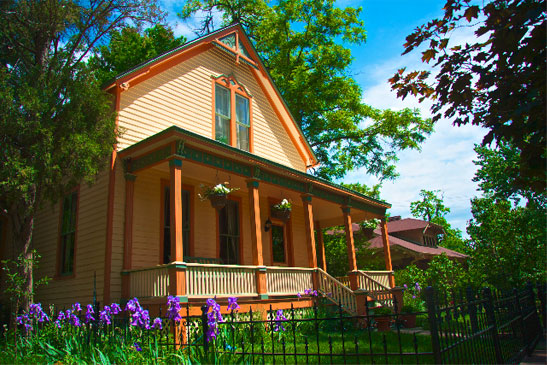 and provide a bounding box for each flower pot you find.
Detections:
[271,207,291,221]
[209,194,227,209]
[401,313,417,328]
[376,316,391,332]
